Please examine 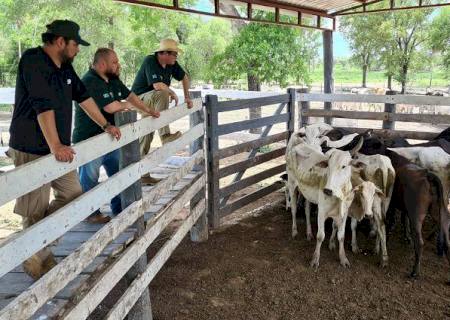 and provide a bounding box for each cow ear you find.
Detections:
[316,160,328,168]
[352,161,366,169]
[375,187,385,198]
[350,136,364,156]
